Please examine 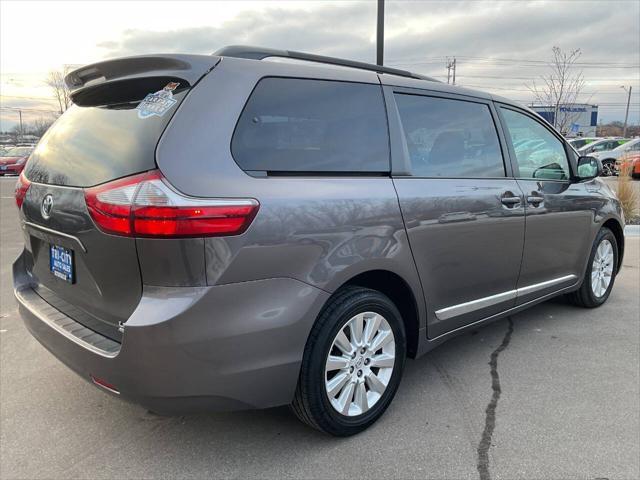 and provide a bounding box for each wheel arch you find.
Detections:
[602,218,625,272]
[333,270,422,358]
